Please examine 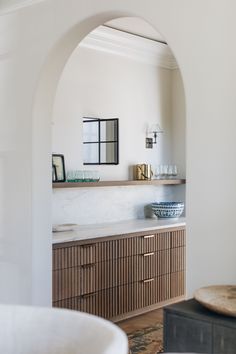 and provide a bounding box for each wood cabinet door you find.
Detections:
[53,243,97,269]
[164,313,212,353]
[213,324,236,354]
